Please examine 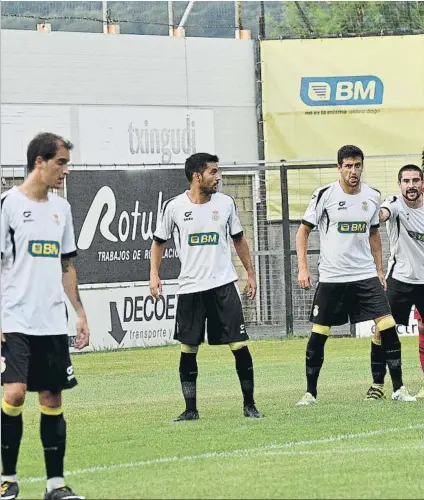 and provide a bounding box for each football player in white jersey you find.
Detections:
[150,153,263,421]
[368,165,424,399]
[296,145,416,406]
[1,133,89,500]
